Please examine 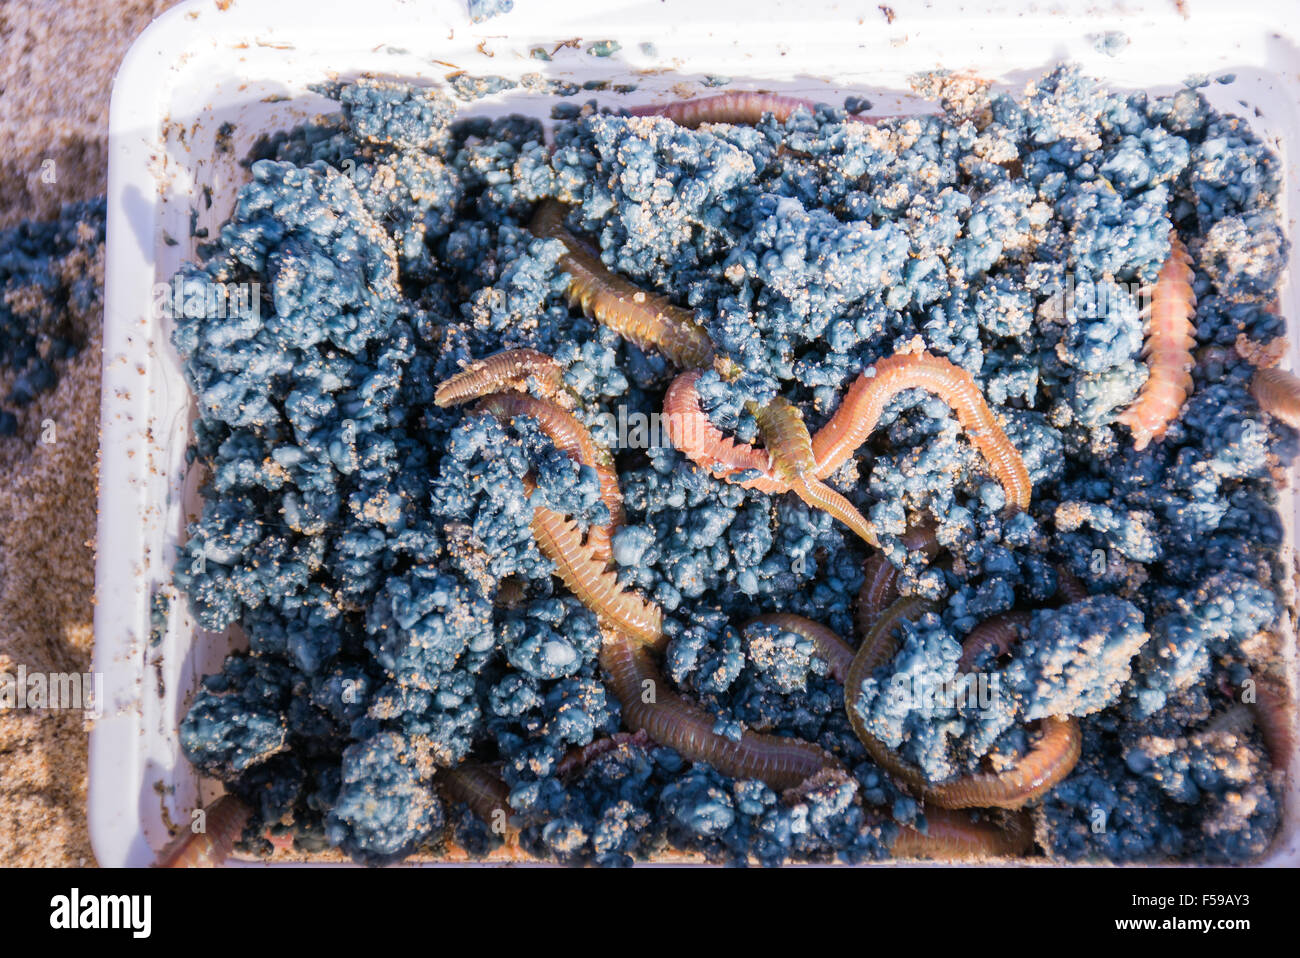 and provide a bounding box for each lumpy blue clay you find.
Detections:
[175,66,1291,865]
[0,198,105,432]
